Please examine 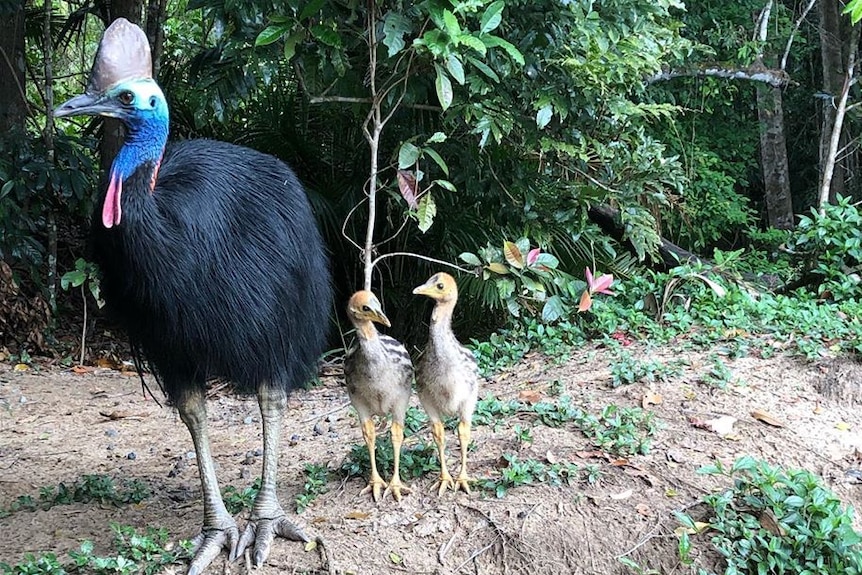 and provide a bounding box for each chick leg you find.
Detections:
[454,420,473,494]
[384,422,411,501]
[431,420,455,495]
[176,388,239,575]
[359,418,387,501]
[237,385,308,567]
